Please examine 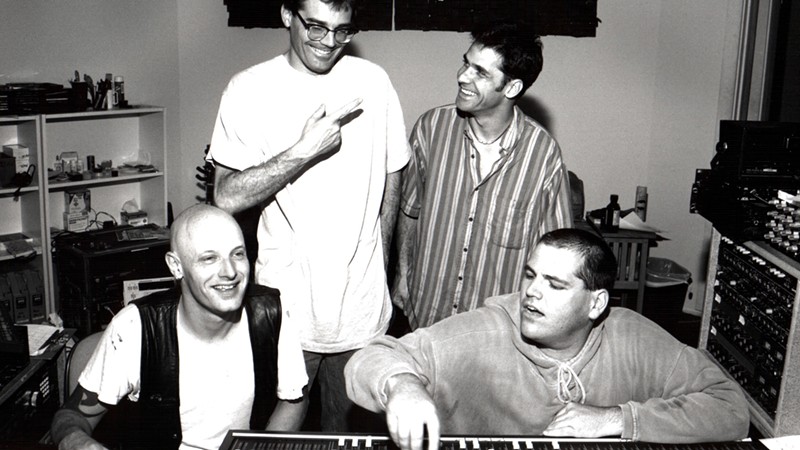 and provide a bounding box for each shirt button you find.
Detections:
[463,248,468,252]
[458,276,463,281]
[468,217,473,222]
